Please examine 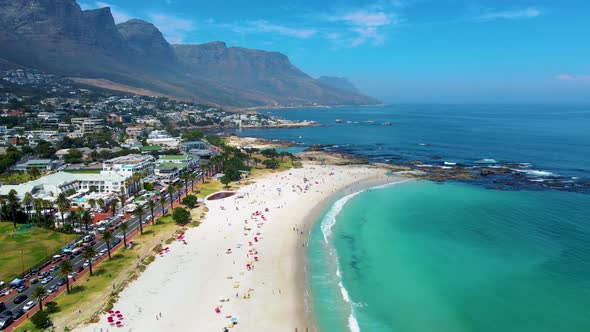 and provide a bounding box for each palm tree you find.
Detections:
[0,195,6,220]
[133,206,144,235]
[167,185,175,209]
[33,198,43,223]
[82,211,92,233]
[181,173,189,195]
[253,157,261,168]
[7,189,20,228]
[175,183,183,203]
[189,173,197,192]
[147,200,155,224]
[87,198,96,210]
[60,259,74,293]
[56,193,69,227]
[29,167,41,179]
[102,230,114,260]
[83,246,97,276]
[42,200,51,217]
[110,199,118,217]
[159,197,167,216]
[76,206,84,229]
[31,286,47,311]
[97,198,105,212]
[120,221,129,247]
[23,192,33,218]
